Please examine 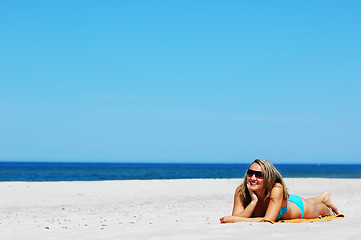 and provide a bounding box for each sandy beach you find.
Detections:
[1,178,360,240]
